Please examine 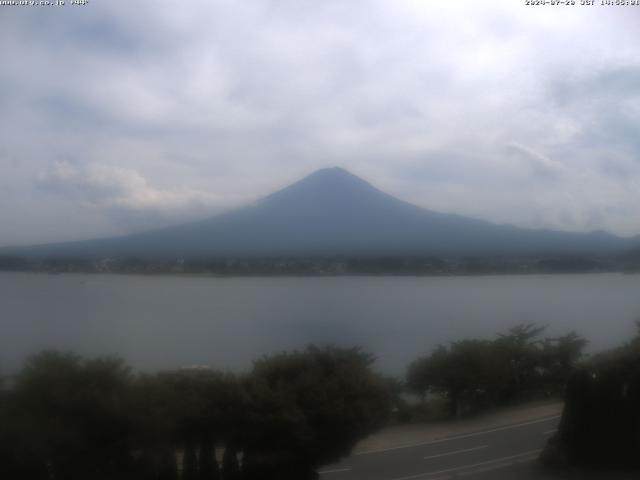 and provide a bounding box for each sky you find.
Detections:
[1,0,640,247]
